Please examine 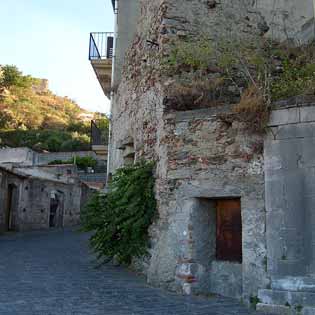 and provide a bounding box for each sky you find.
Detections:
[0,0,114,113]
